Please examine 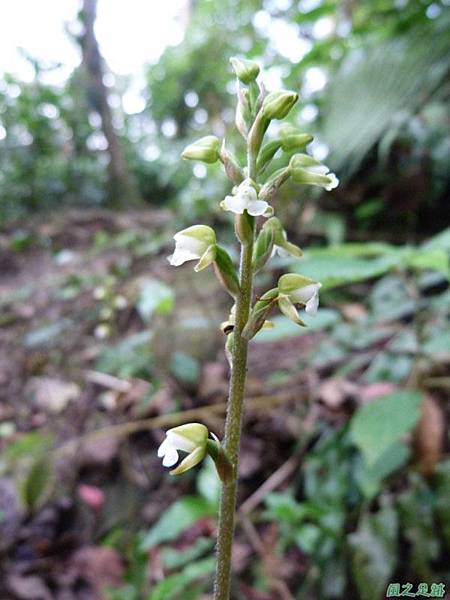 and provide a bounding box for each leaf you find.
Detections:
[350,389,422,466]
[405,248,450,278]
[19,456,53,512]
[140,496,215,549]
[423,331,450,355]
[146,557,214,600]
[349,498,398,600]
[161,537,213,570]
[95,331,153,378]
[137,279,174,322]
[197,459,221,506]
[291,253,402,289]
[5,431,54,462]
[434,461,450,547]
[169,352,200,385]
[355,442,410,499]
[423,227,450,252]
